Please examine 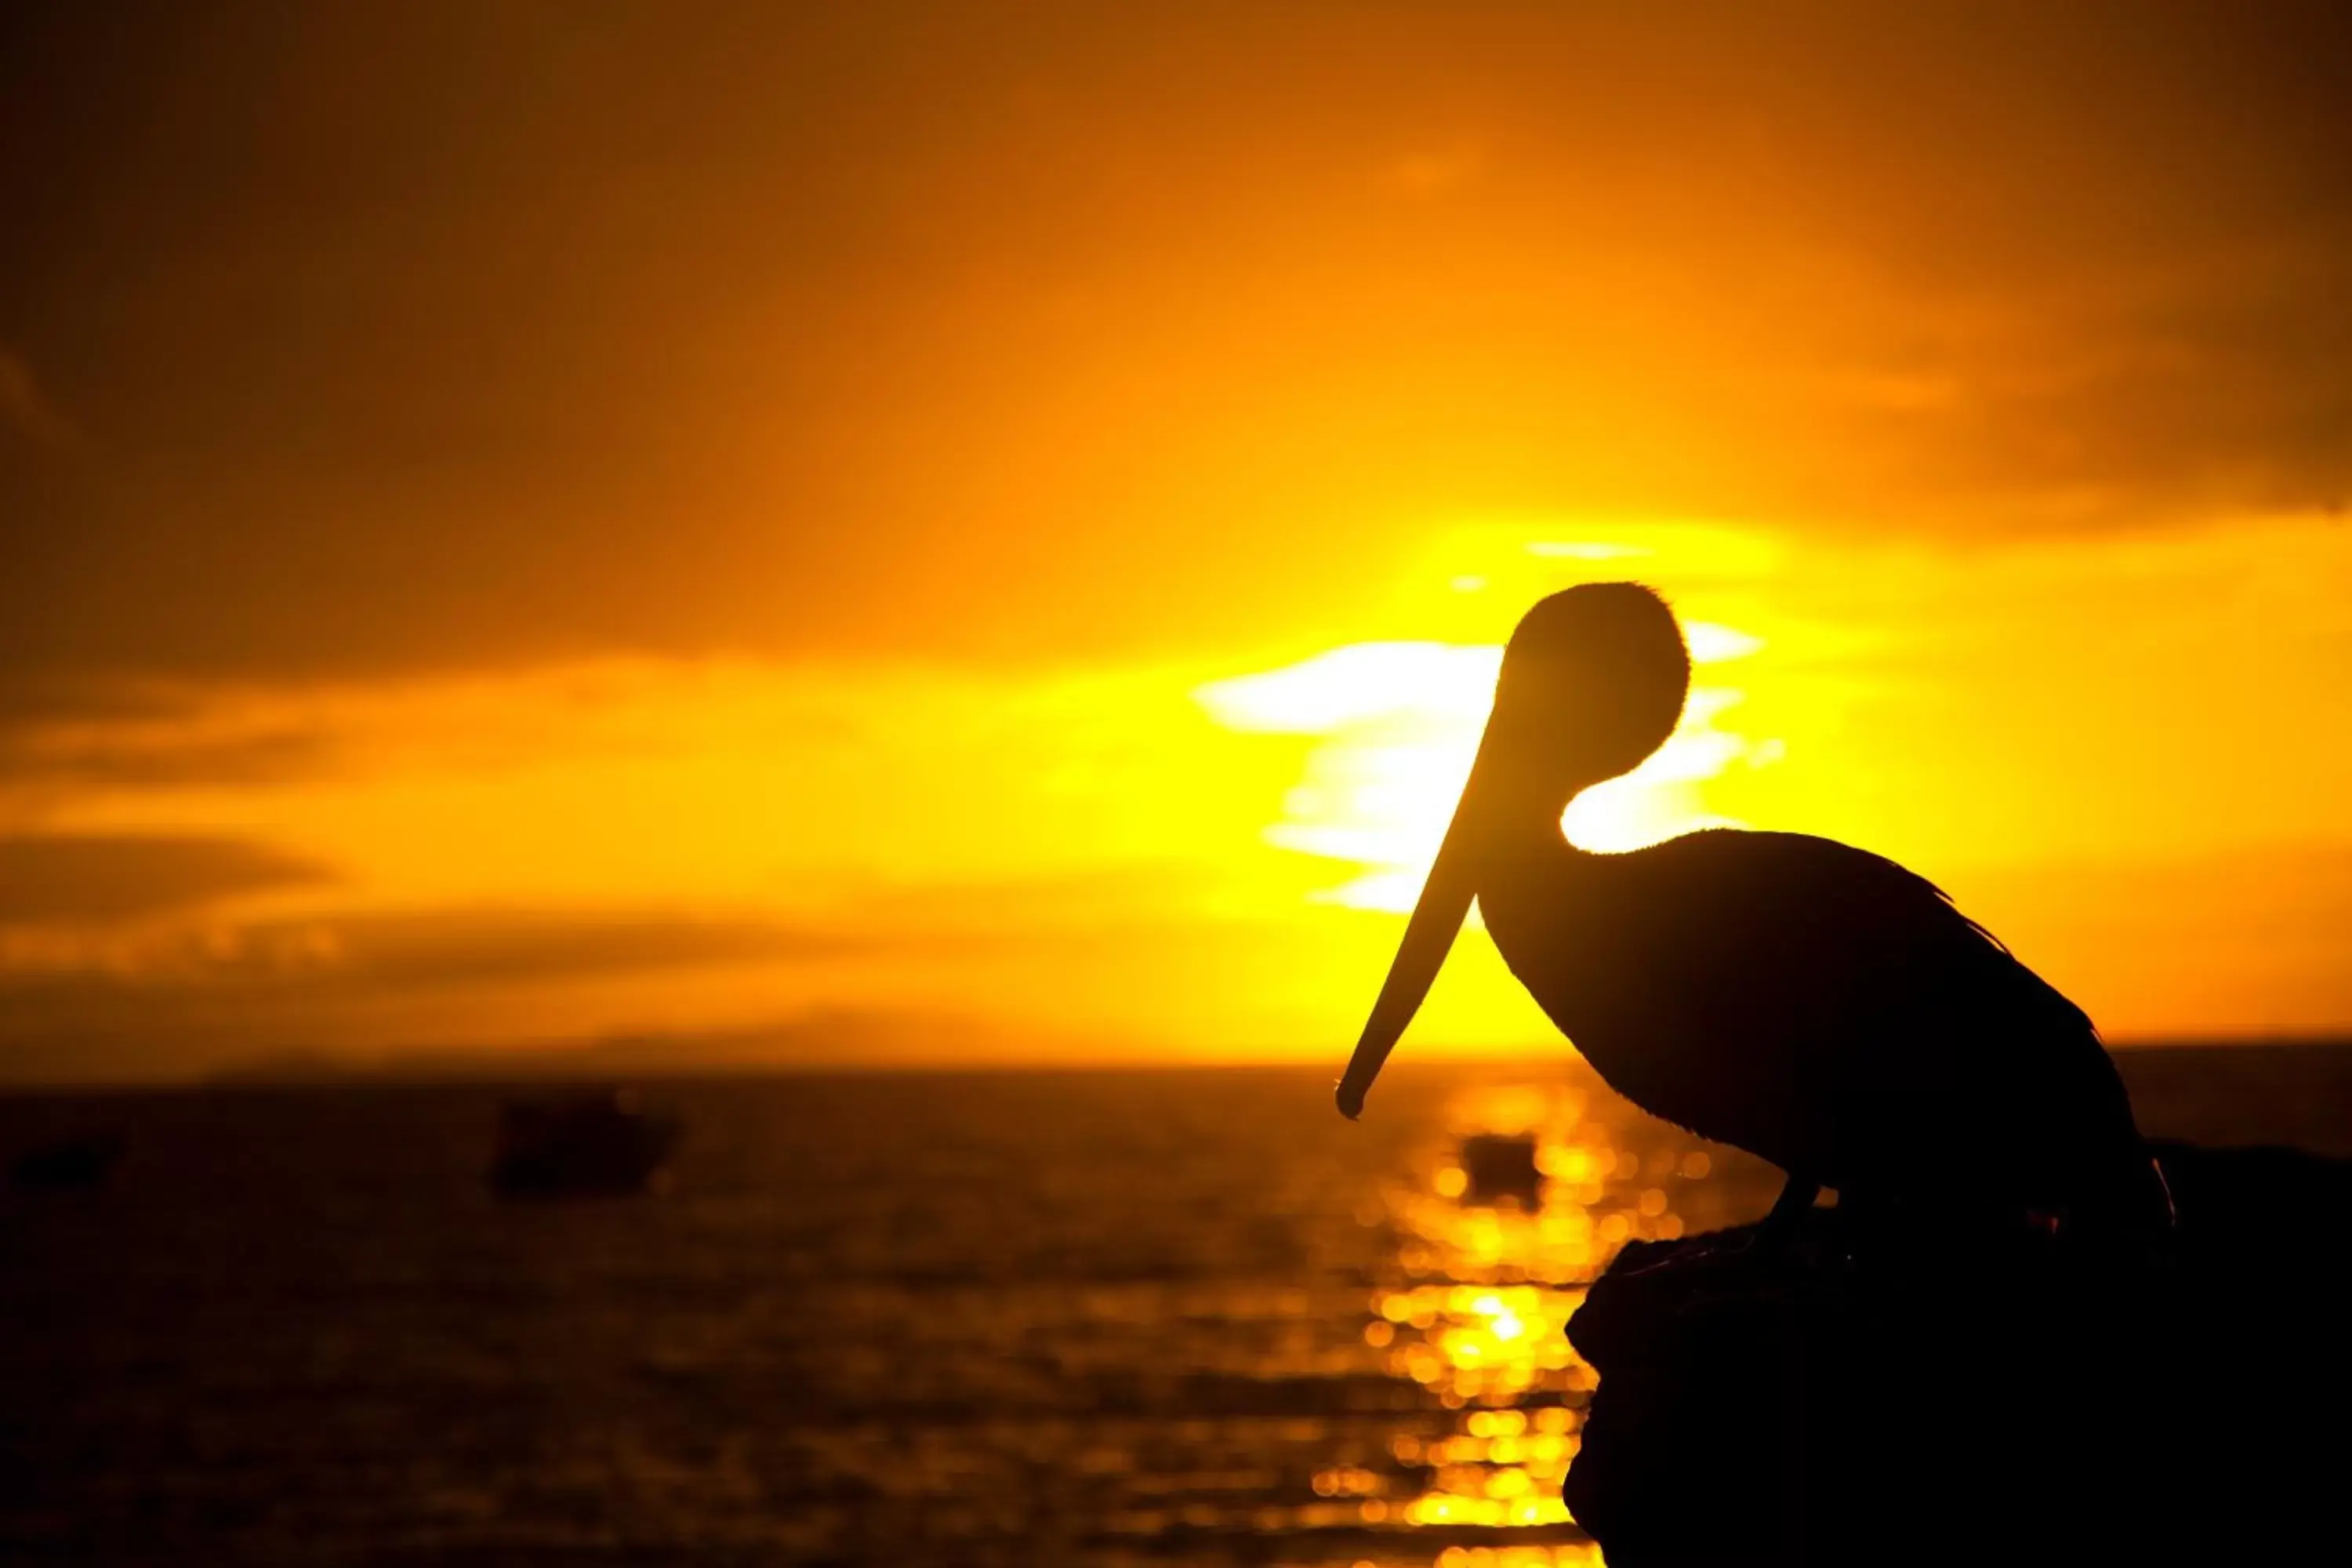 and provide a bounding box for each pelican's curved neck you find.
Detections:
[1480,770,1608,865]
[1468,708,1669,869]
